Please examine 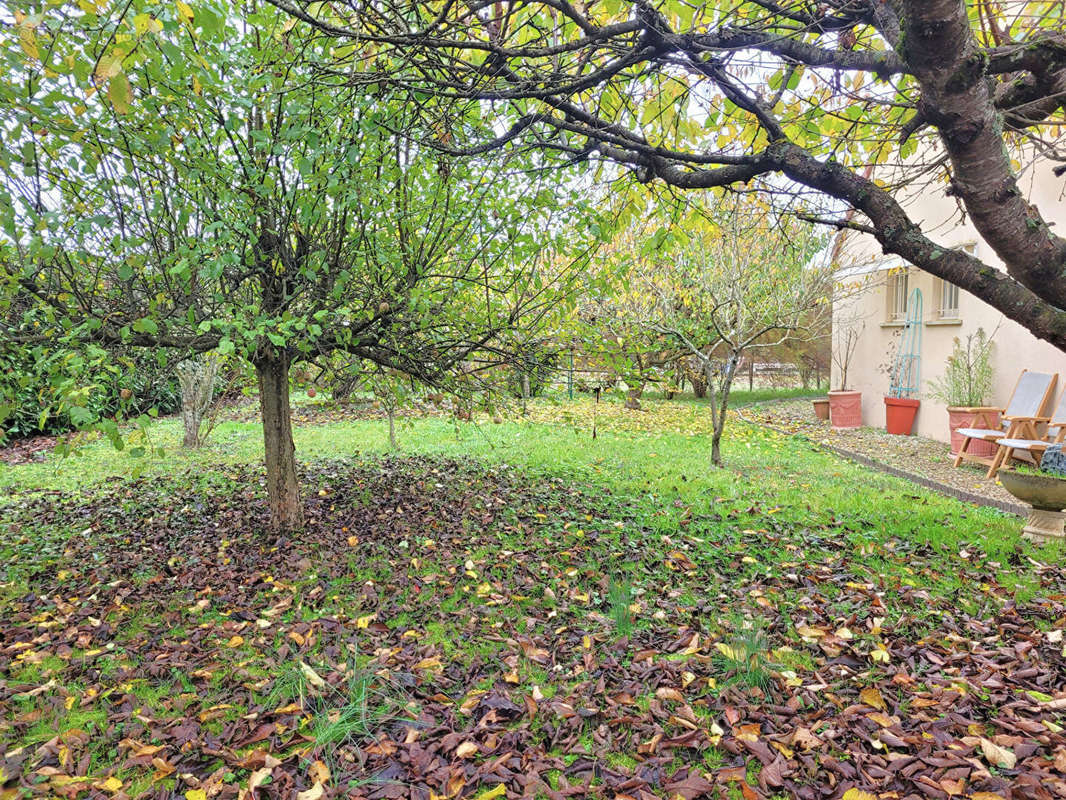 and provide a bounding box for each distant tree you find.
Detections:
[268,0,1066,351]
[623,199,831,464]
[0,2,596,529]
